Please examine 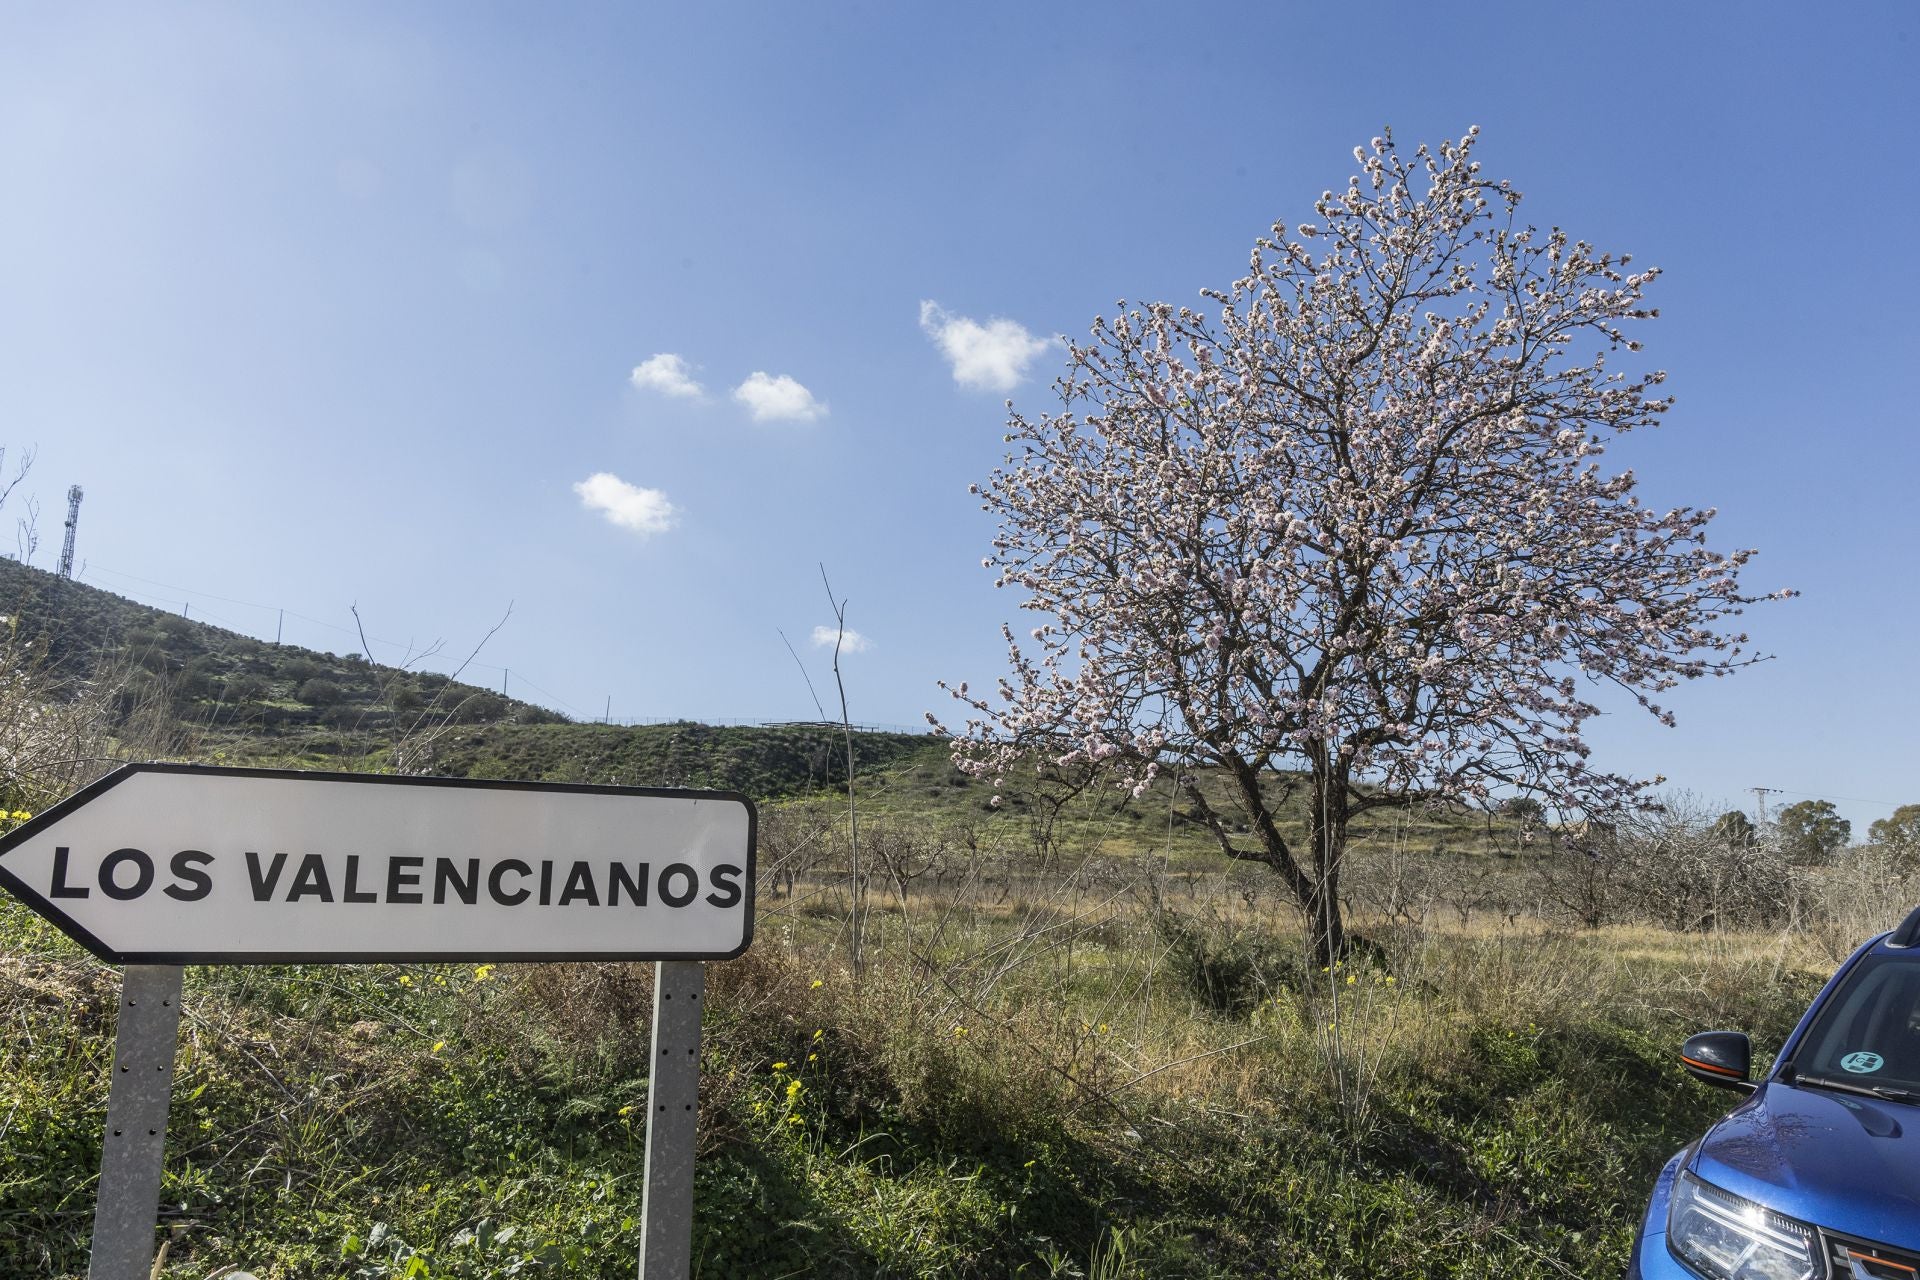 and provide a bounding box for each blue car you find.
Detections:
[1628,904,1920,1279]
